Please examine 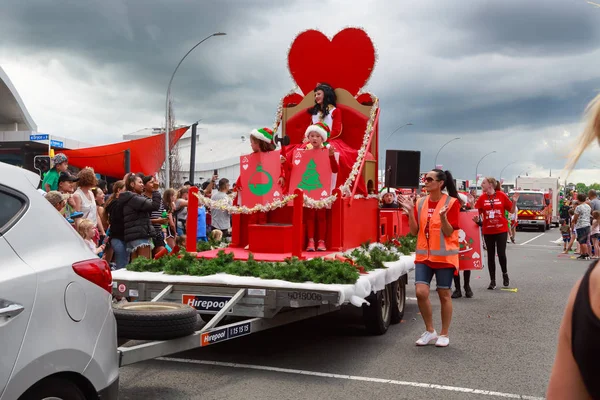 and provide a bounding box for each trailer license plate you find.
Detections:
[287,291,322,301]
[201,322,252,346]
